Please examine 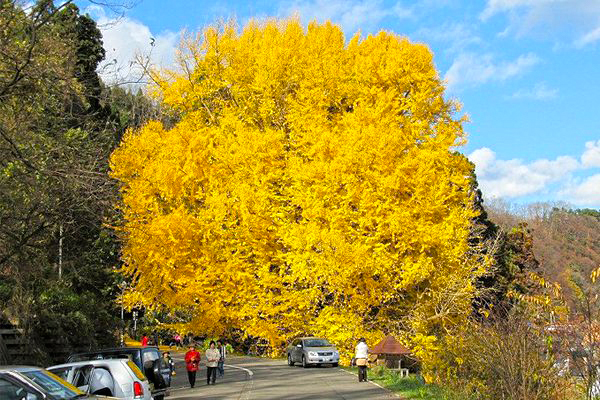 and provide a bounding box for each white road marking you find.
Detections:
[223,363,254,377]
[339,368,400,397]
